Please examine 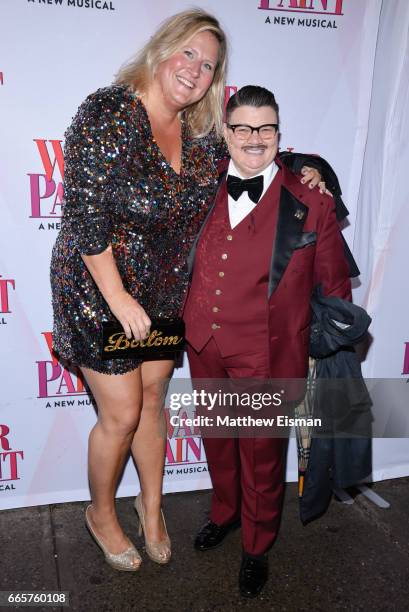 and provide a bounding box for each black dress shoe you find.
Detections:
[239,553,269,598]
[194,519,240,551]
